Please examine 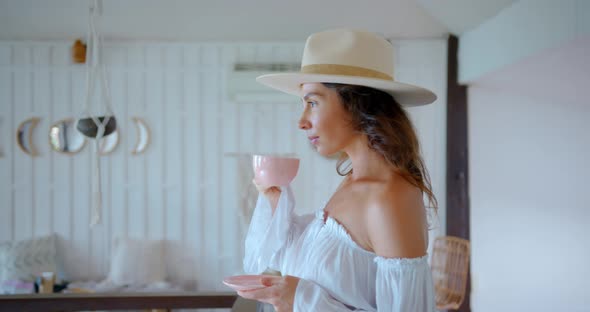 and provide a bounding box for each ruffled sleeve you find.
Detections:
[374,255,436,311]
[243,186,314,274]
[292,256,436,311]
[294,279,365,311]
